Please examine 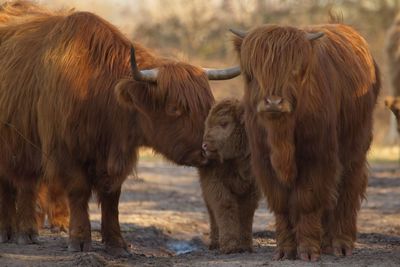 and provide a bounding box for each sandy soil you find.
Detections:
[1,159,400,267]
